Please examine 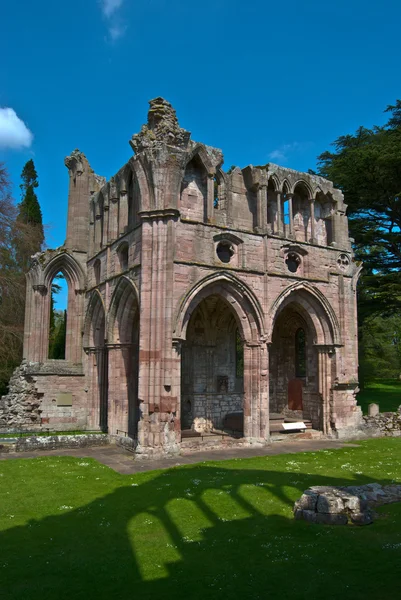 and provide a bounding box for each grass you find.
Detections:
[1,440,401,600]
[357,378,401,413]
